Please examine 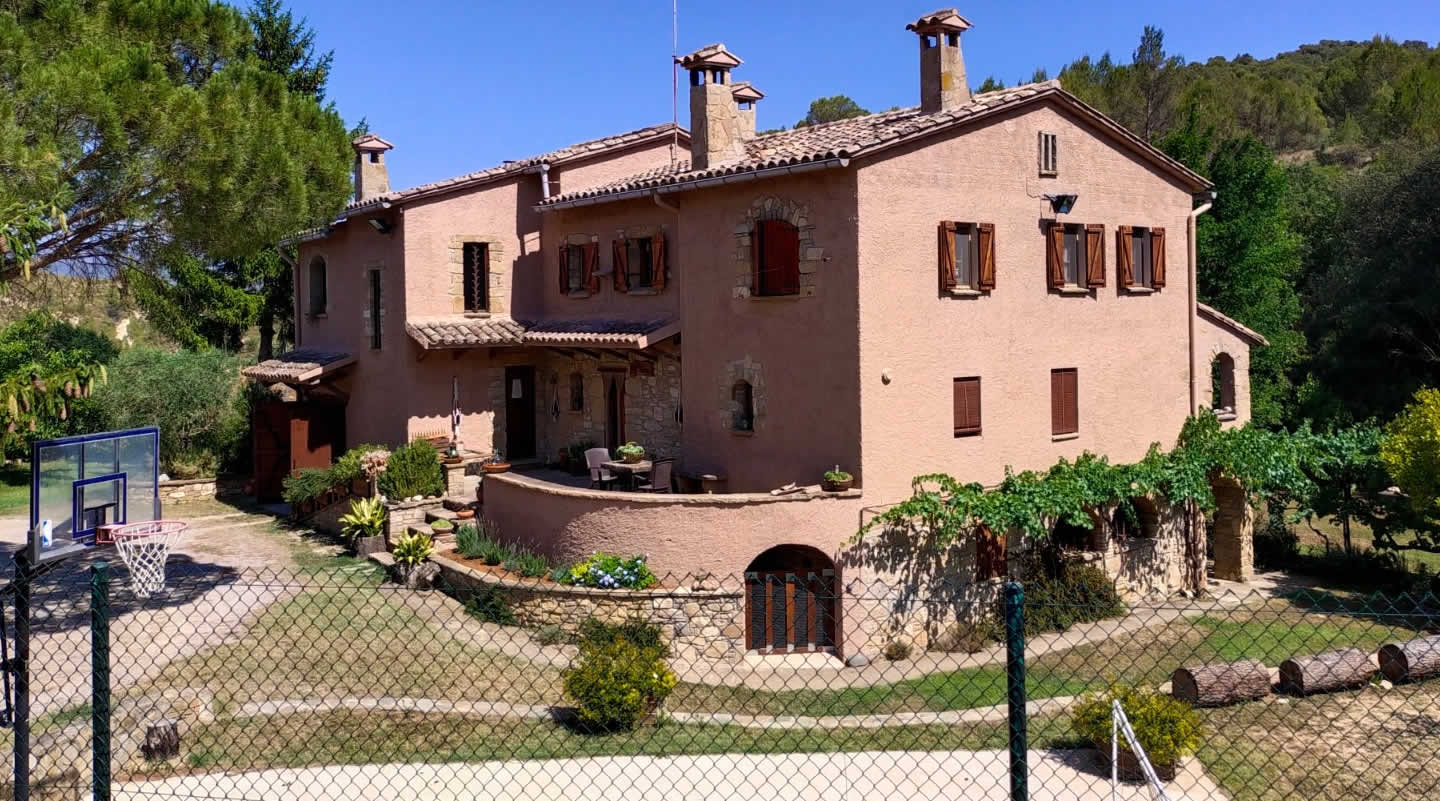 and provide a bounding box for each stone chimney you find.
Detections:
[732,82,766,139]
[906,9,972,113]
[681,44,746,170]
[352,133,395,203]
